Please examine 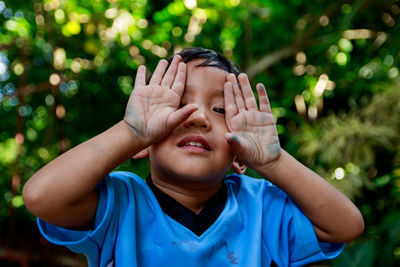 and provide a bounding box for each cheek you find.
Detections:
[148,140,171,162]
[216,132,234,158]
[212,115,229,130]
